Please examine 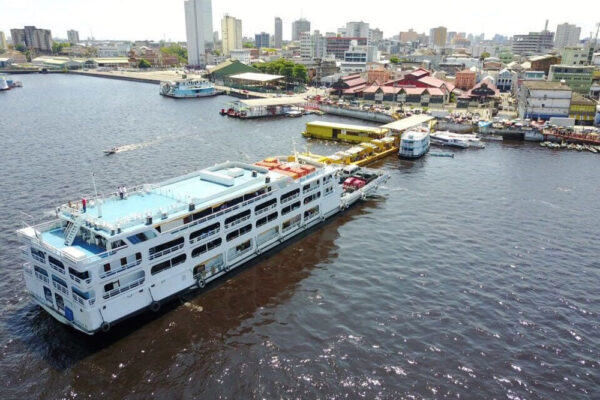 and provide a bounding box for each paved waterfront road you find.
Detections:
[1,74,599,399]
